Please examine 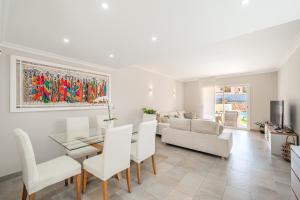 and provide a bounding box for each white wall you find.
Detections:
[0,47,183,177]
[184,72,278,130]
[183,81,200,116]
[278,46,300,133]
[113,67,183,126]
